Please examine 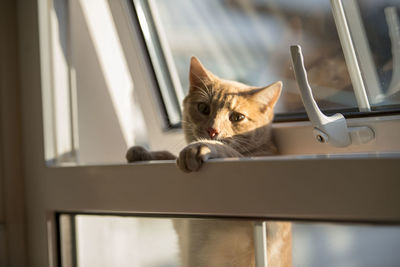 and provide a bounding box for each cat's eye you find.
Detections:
[197,103,210,115]
[229,112,245,122]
